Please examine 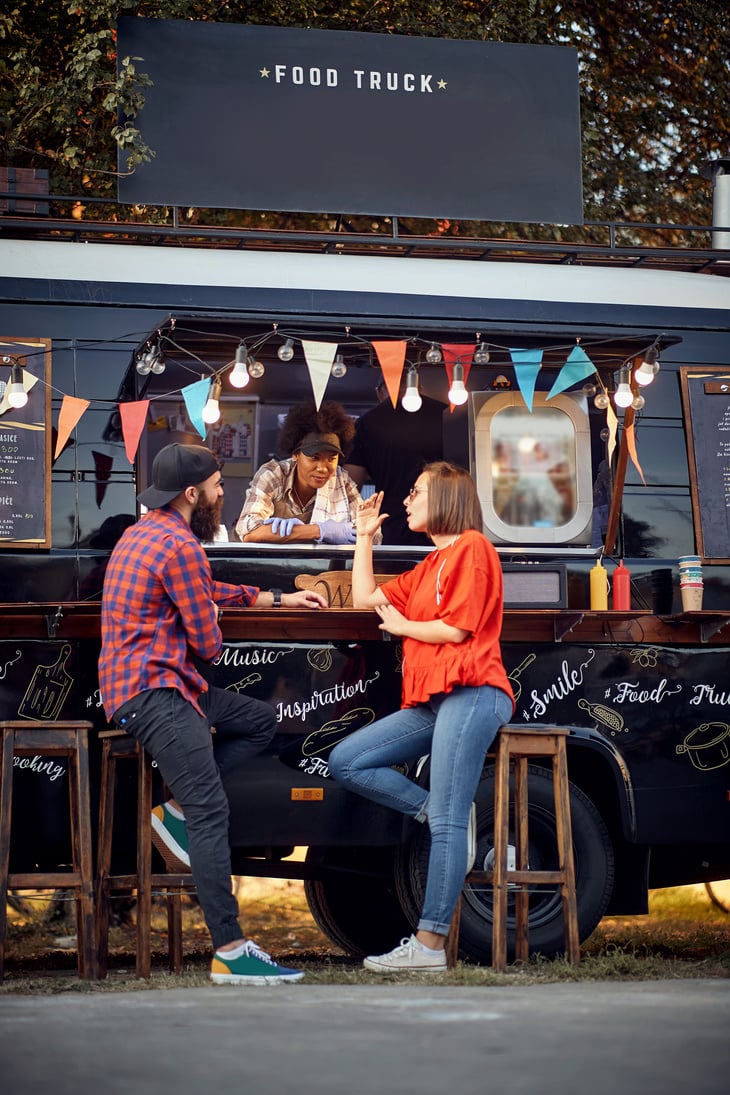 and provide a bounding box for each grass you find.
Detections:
[1,879,728,995]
